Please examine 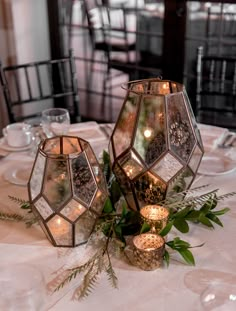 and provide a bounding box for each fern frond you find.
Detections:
[166,189,219,211]
[217,191,236,201]
[0,212,24,222]
[159,184,211,206]
[8,195,29,205]
[72,262,100,300]
[105,250,118,289]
